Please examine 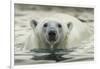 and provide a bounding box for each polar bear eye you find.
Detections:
[44,23,48,27]
[57,24,62,28]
